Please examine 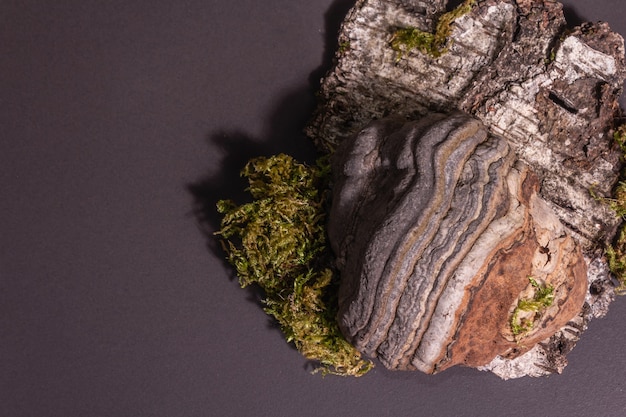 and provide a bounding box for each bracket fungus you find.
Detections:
[328,112,587,373]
